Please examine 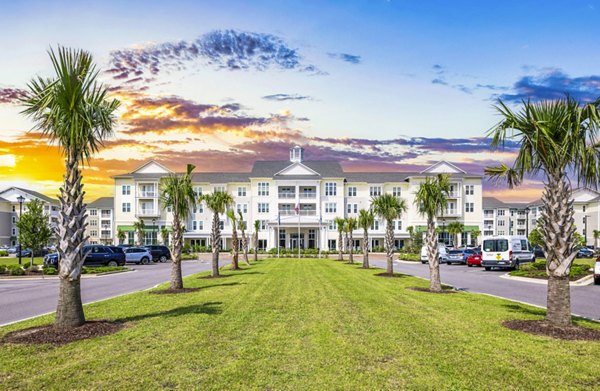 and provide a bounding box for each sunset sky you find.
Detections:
[2,0,600,202]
